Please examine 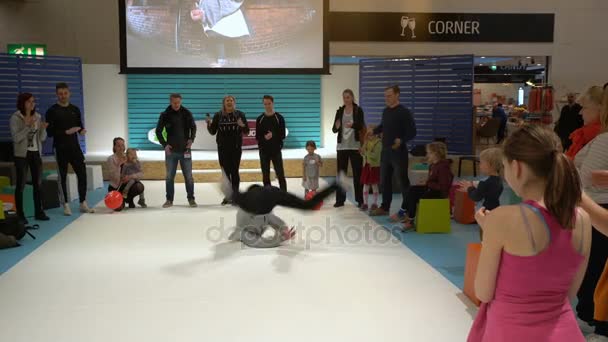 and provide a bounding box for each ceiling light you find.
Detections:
[526,56,531,59]
[537,63,542,66]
